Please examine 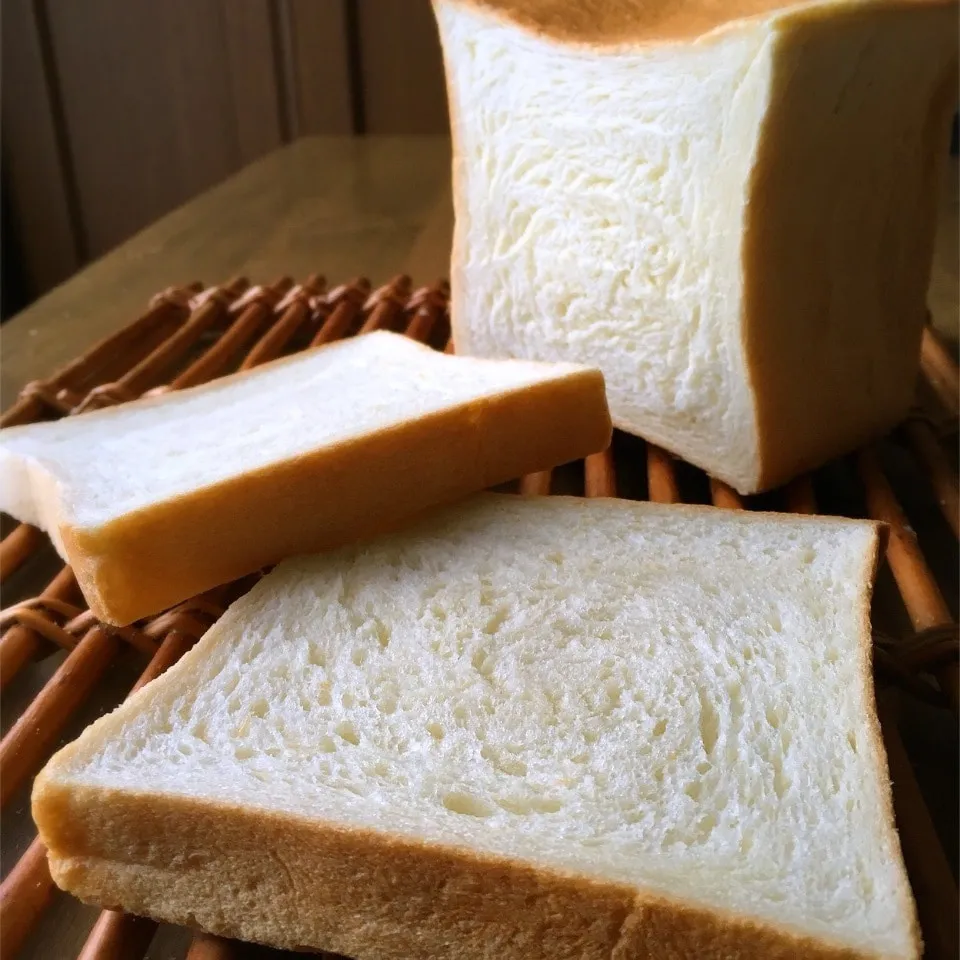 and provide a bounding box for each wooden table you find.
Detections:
[1,136,455,407]
[2,137,957,409]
